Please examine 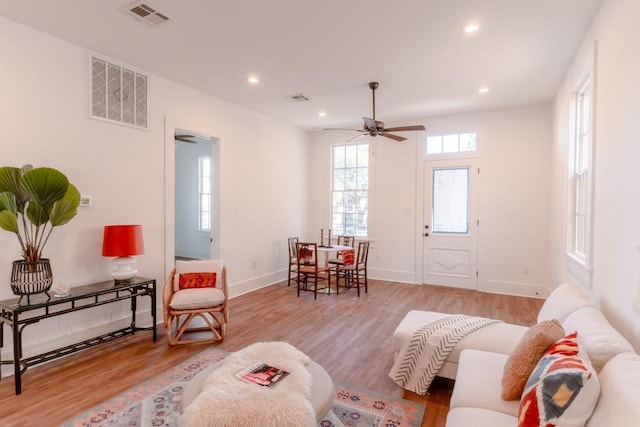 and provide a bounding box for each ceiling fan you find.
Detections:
[175,134,197,143]
[325,82,426,142]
